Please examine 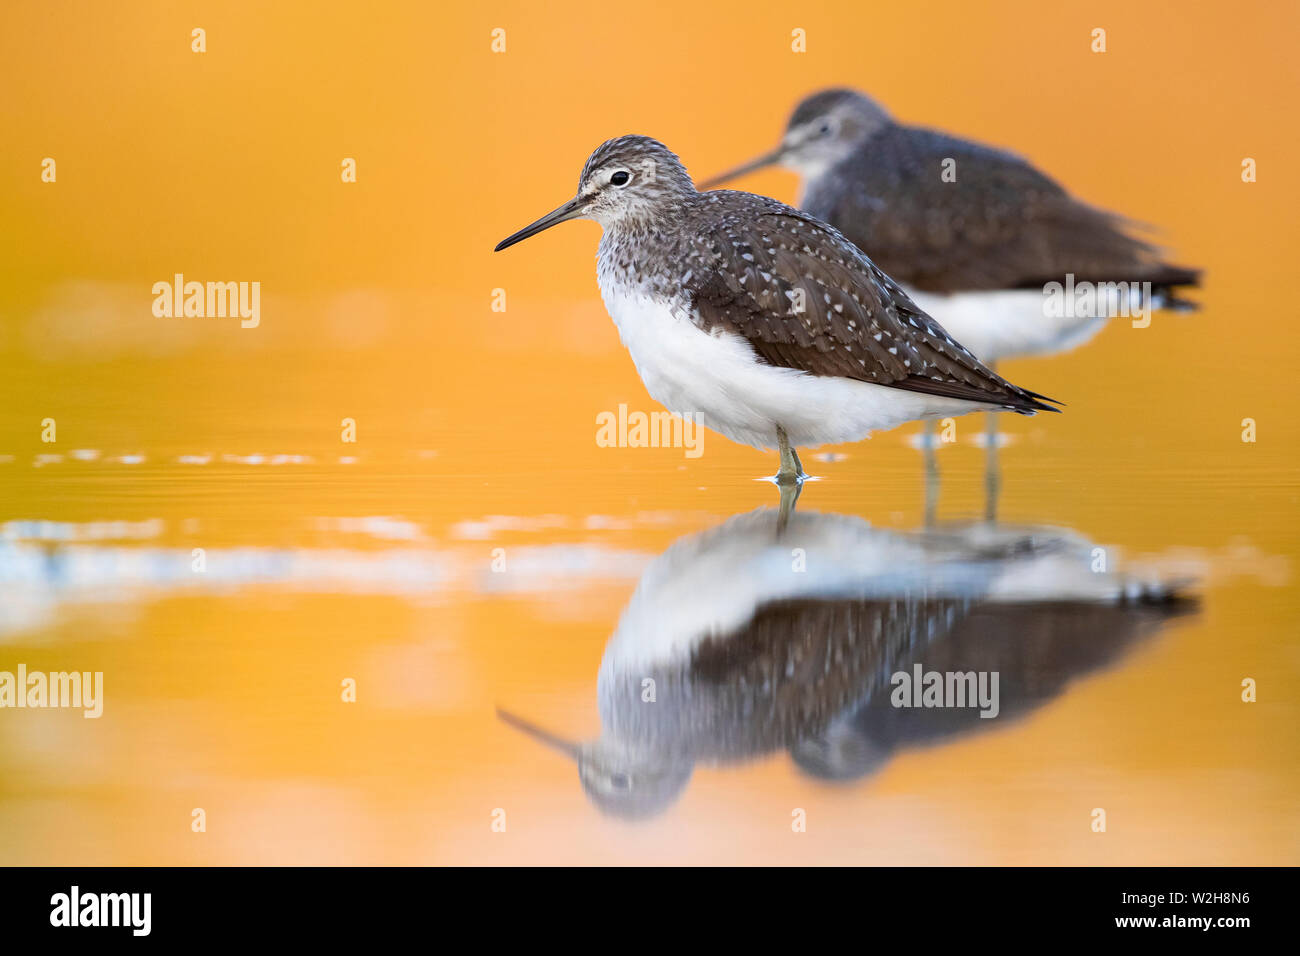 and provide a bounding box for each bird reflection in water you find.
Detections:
[499,507,1196,820]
